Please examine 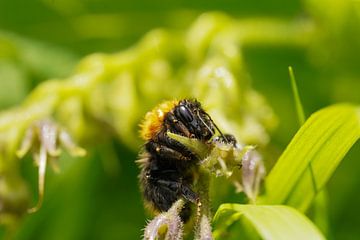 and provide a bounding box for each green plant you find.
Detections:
[0,10,359,240]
